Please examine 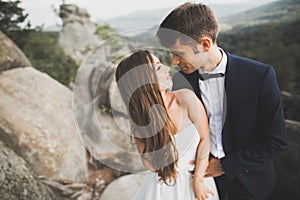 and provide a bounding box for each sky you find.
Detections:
[20,0,272,27]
